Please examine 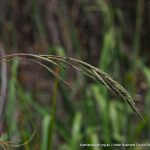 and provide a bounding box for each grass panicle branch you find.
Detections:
[0,130,36,149]
[0,53,144,121]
